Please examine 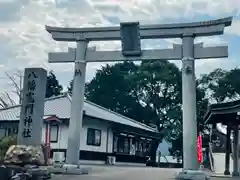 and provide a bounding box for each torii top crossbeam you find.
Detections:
[45,17,232,41]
